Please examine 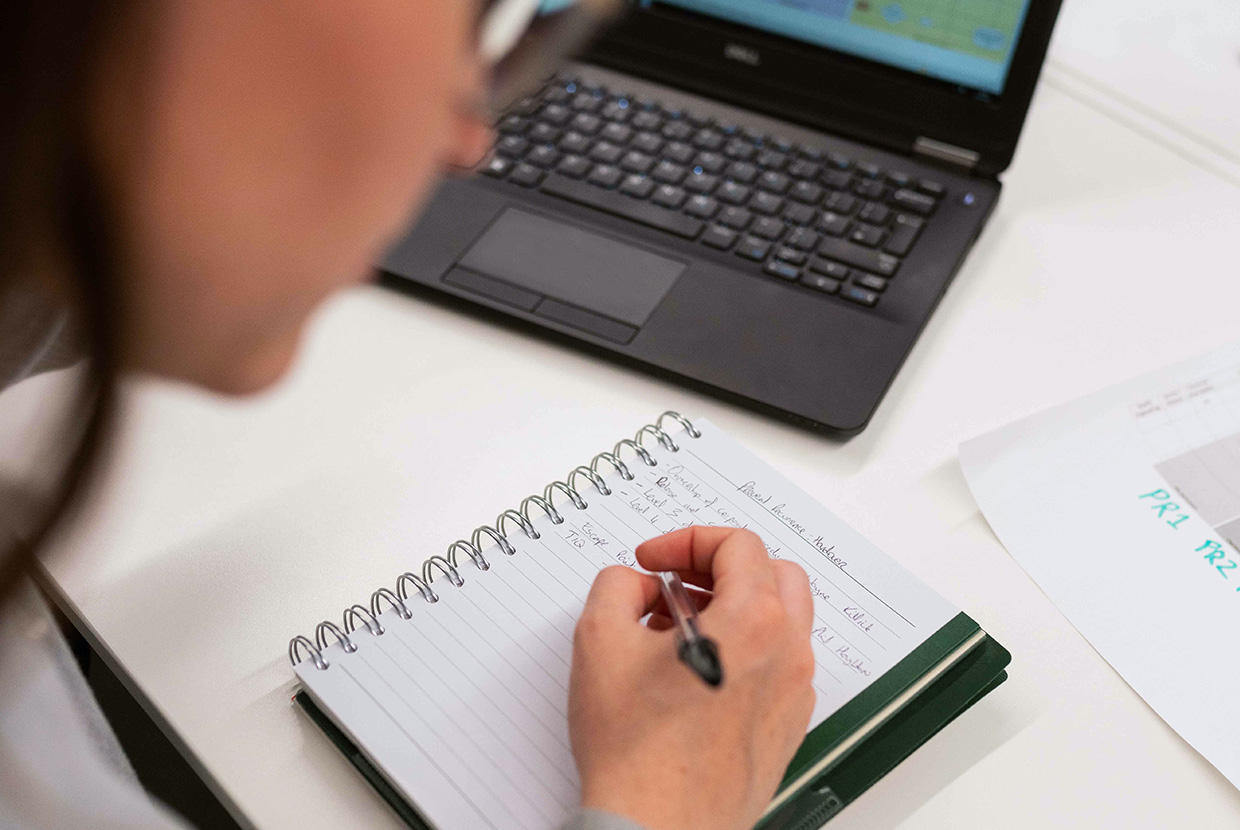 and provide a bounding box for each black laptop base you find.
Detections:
[381,64,998,436]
